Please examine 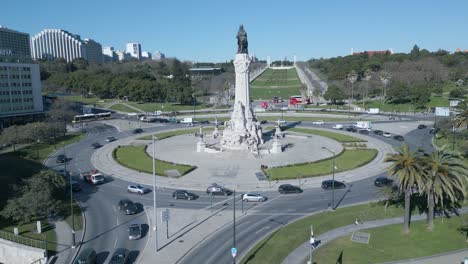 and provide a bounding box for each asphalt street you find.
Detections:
[43,118,435,263]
